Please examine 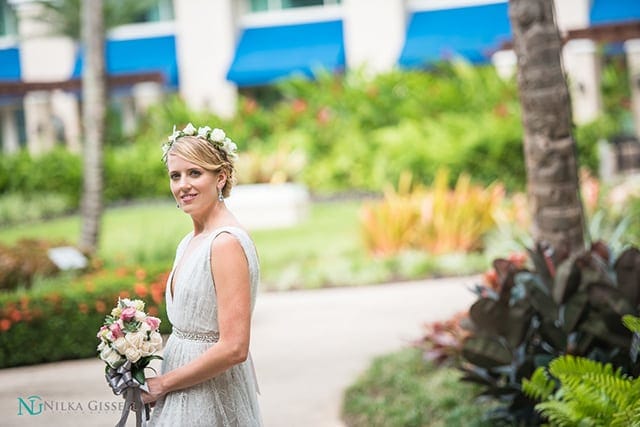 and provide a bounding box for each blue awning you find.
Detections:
[590,0,640,25]
[226,20,345,87]
[0,47,21,81]
[72,34,179,87]
[398,2,511,69]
